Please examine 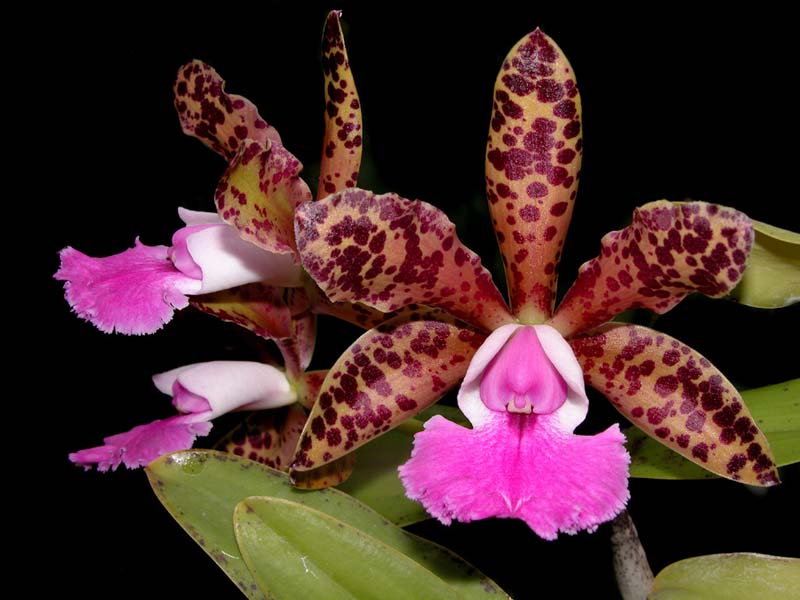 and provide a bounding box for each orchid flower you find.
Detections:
[55,208,303,335]
[289,29,779,539]
[70,361,297,471]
